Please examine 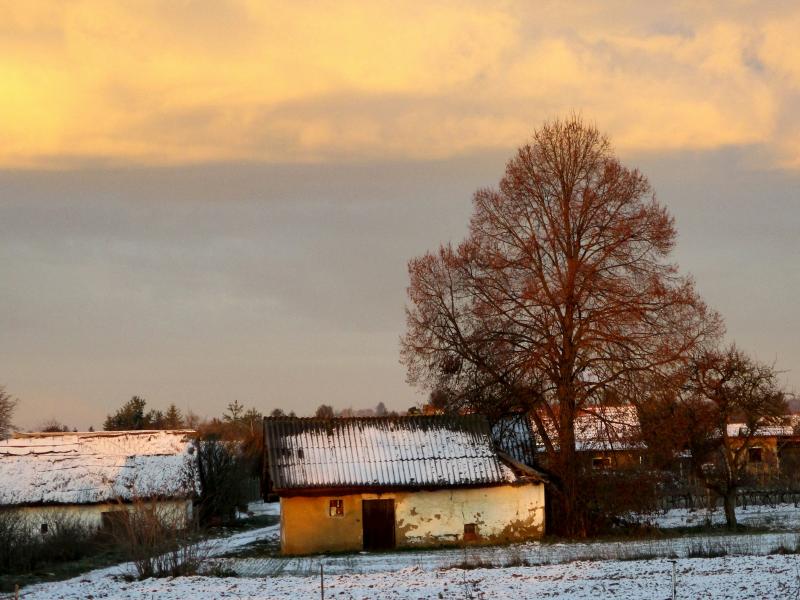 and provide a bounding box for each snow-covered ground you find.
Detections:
[235,499,280,520]
[17,555,800,599]
[217,530,800,577]
[5,519,281,598]
[13,501,800,599]
[636,502,800,530]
